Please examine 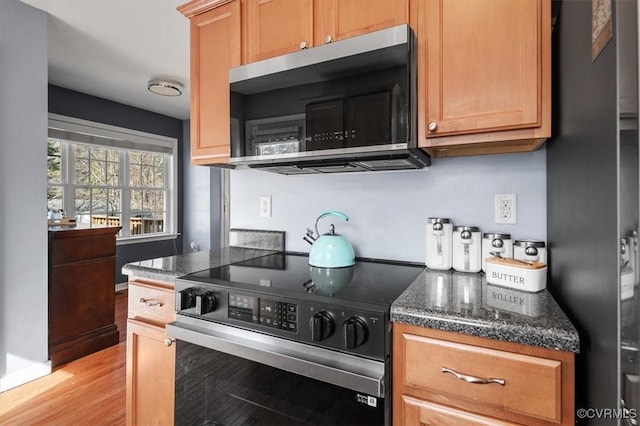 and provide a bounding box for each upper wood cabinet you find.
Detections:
[179,0,551,165]
[416,0,551,157]
[317,0,408,43]
[246,0,407,63]
[246,0,314,62]
[179,0,241,166]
